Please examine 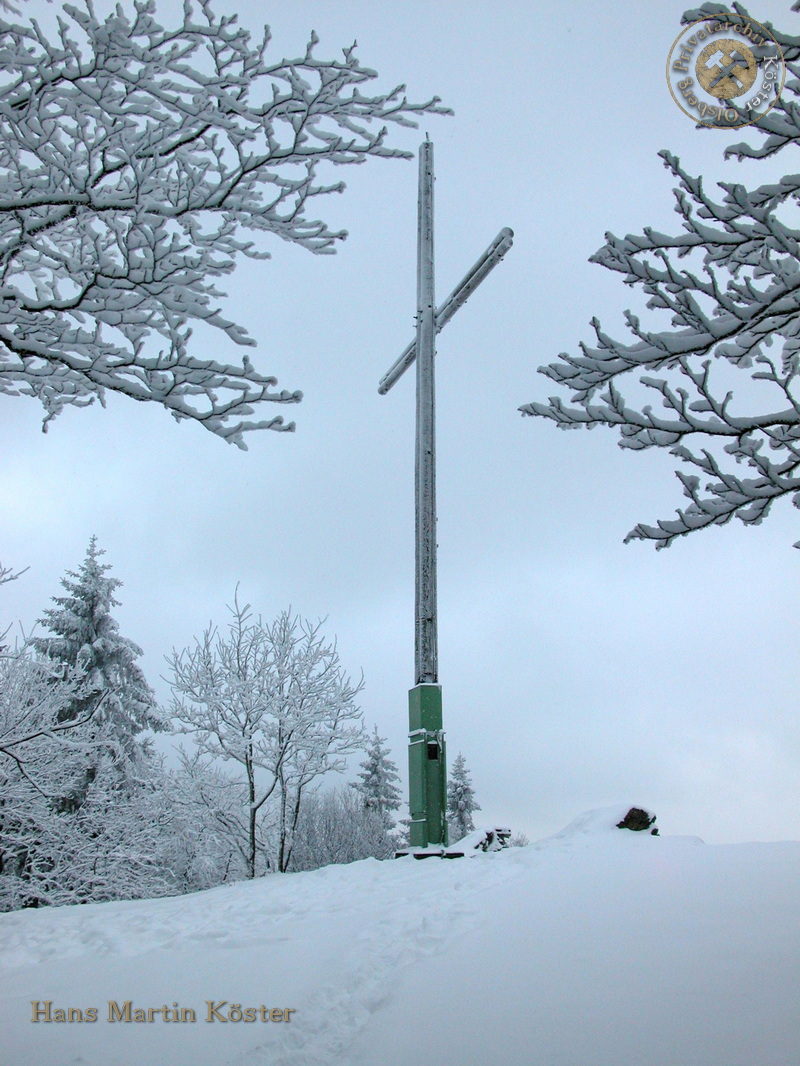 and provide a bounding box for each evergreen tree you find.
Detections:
[350,726,402,830]
[0,643,179,909]
[447,753,481,842]
[31,537,162,754]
